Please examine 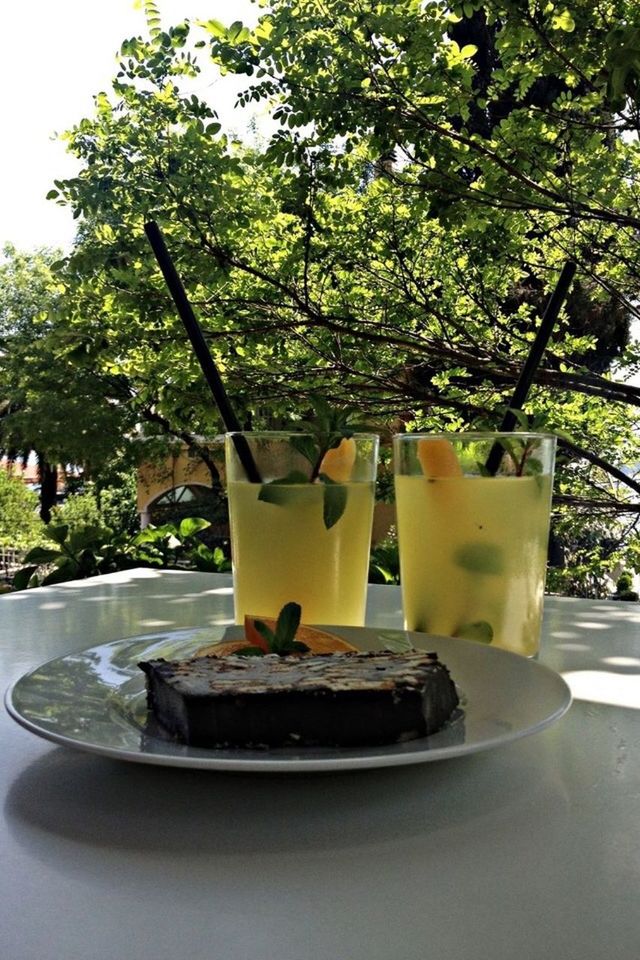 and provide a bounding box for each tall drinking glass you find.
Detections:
[393,433,556,656]
[226,432,379,625]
